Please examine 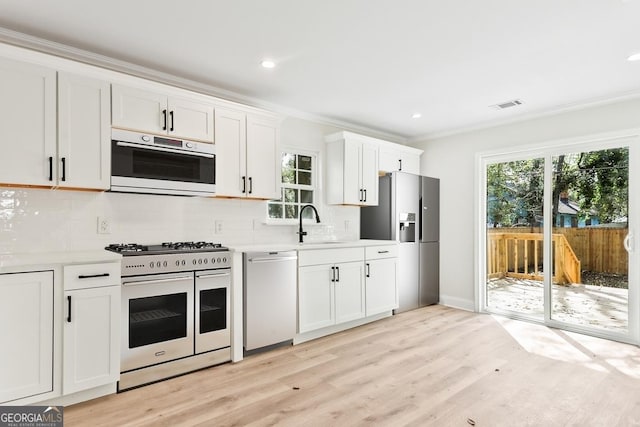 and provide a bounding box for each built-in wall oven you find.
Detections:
[110,129,215,197]
[106,242,230,391]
